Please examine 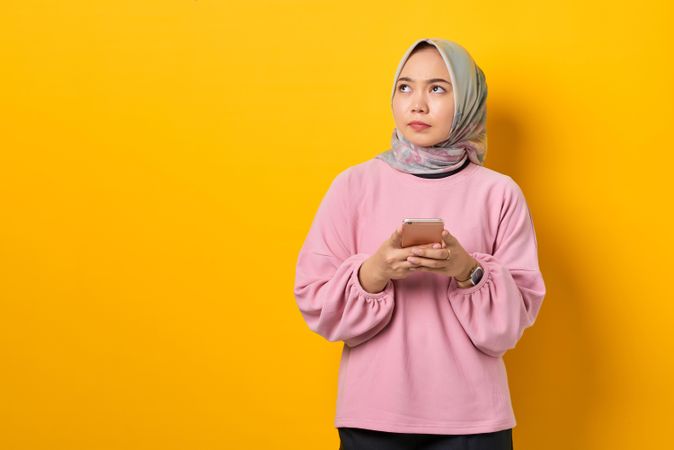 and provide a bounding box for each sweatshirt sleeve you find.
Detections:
[293,170,396,348]
[447,178,546,358]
